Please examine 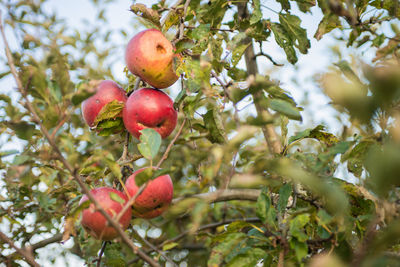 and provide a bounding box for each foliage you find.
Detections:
[0,0,400,266]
